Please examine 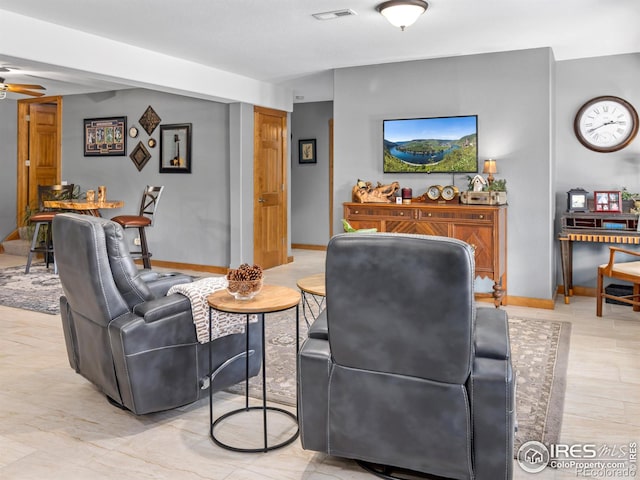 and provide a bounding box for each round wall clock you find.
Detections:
[574,96,639,152]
